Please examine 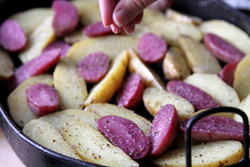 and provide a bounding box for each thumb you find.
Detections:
[113,0,157,27]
